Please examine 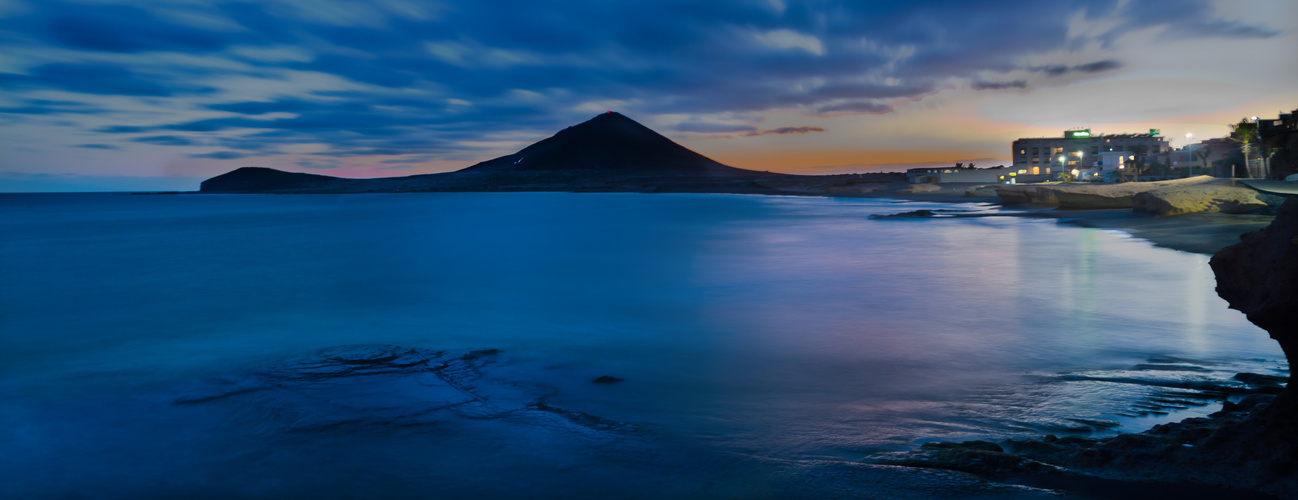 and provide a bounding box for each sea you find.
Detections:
[0,192,1286,499]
